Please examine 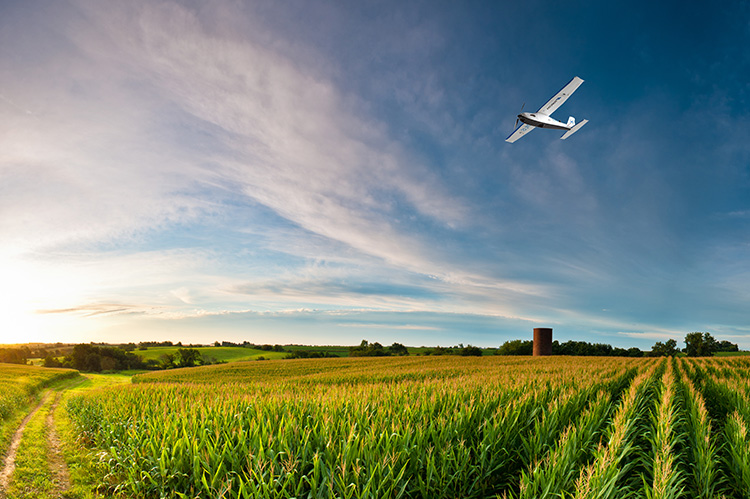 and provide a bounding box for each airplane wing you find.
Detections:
[537,76,584,116]
[505,123,535,143]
